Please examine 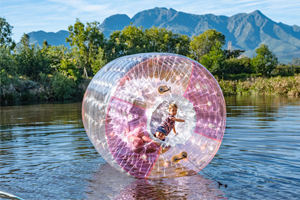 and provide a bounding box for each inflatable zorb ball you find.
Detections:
[82,53,226,179]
